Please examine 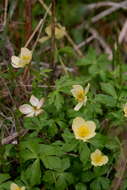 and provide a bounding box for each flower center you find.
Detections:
[77,125,90,138]
[94,155,103,163]
[76,90,85,102]
[21,55,31,62]
[16,188,21,190]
